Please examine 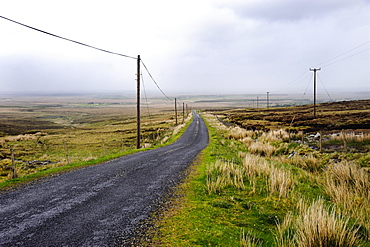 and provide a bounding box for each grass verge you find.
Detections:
[152,113,370,246]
